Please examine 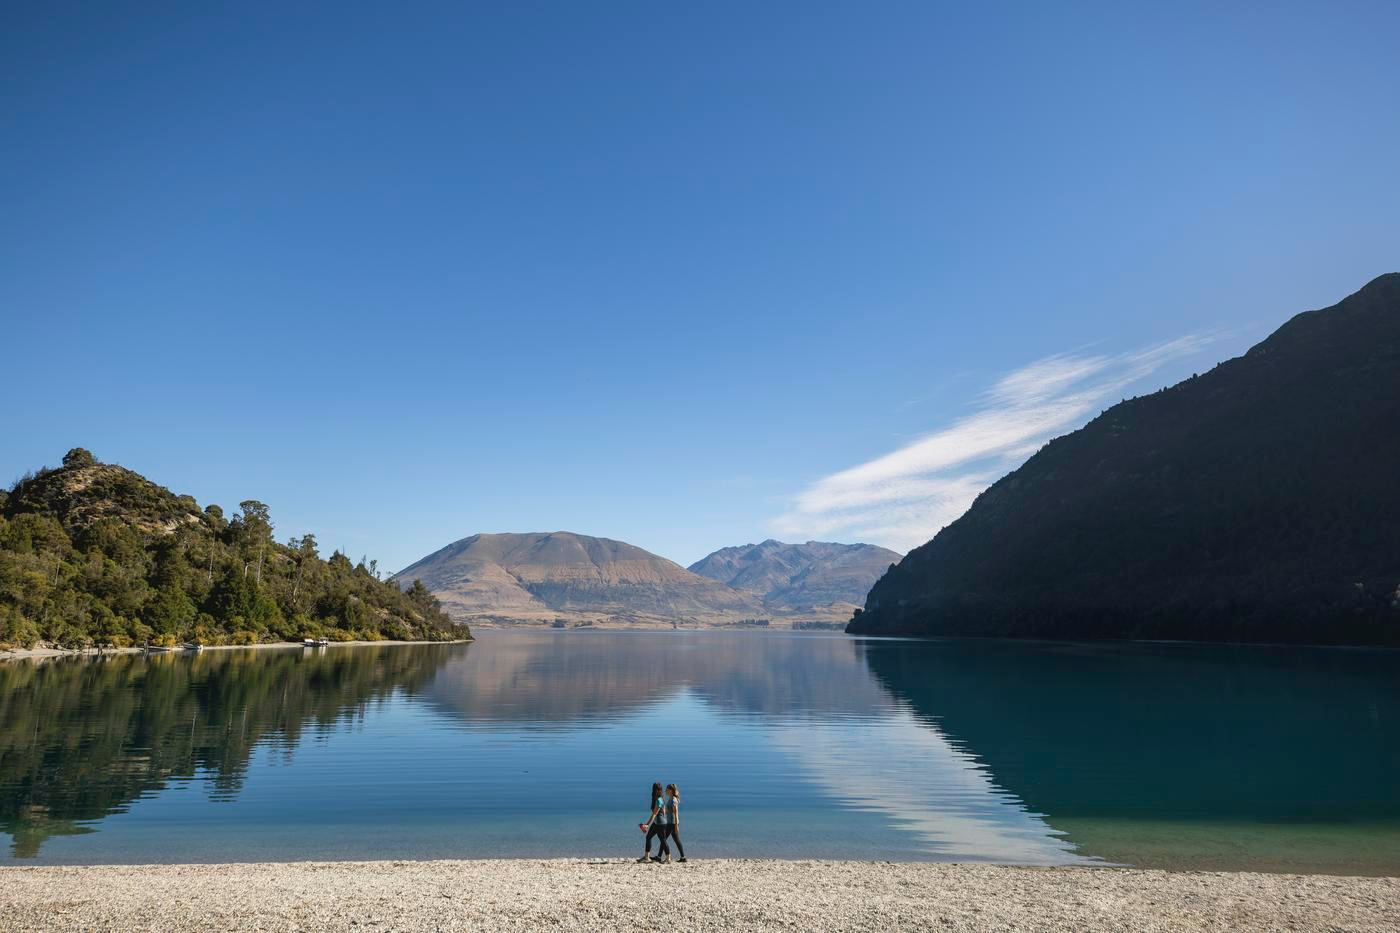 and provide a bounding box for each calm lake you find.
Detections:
[2,631,1397,873]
